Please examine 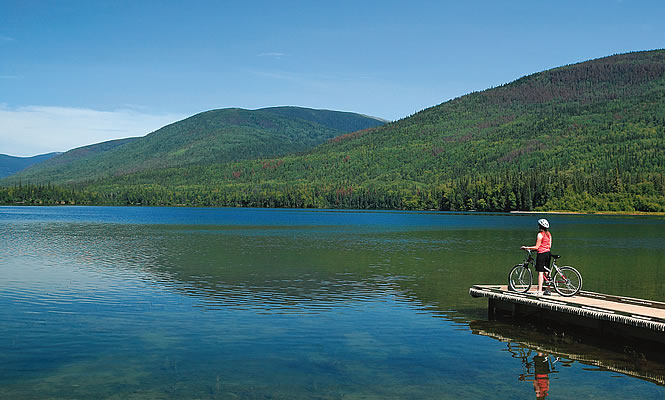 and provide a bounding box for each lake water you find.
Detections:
[1,206,665,399]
